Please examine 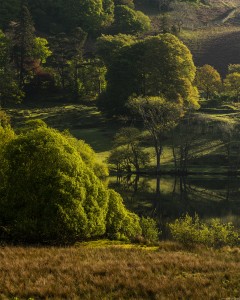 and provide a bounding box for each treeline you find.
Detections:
[0,0,151,34]
[0,0,153,106]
